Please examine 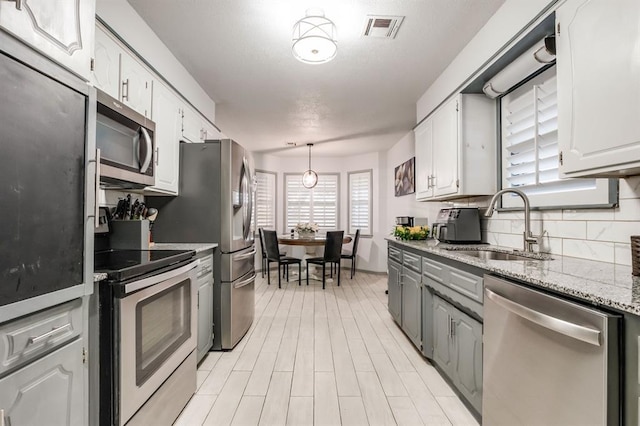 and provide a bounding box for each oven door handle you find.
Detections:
[123,260,198,295]
[234,273,256,289]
